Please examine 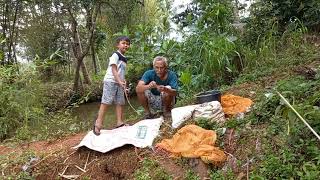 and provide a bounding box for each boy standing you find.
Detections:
[93,36,130,135]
